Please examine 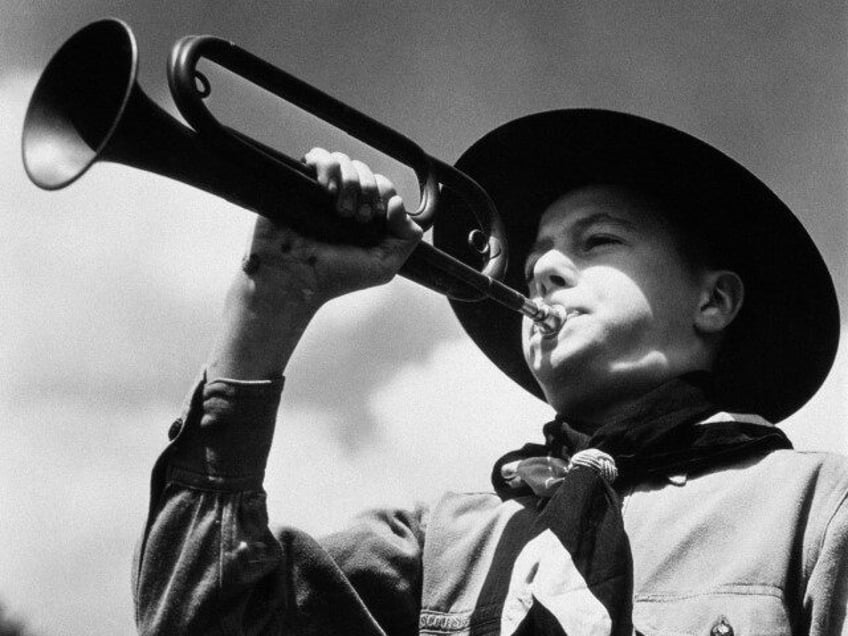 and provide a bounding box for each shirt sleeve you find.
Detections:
[804,466,848,635]
[132,373,425,635]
